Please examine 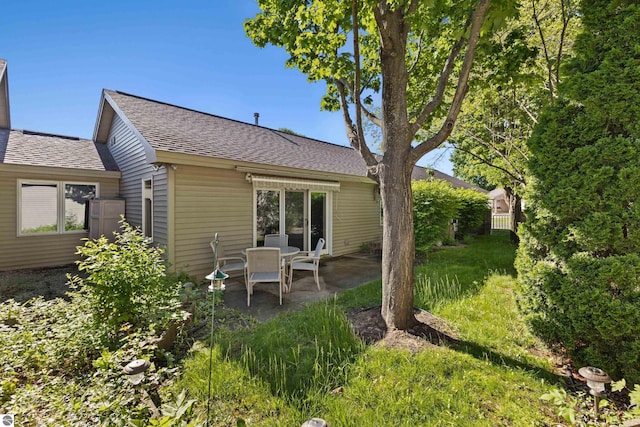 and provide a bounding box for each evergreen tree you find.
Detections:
[516,0,640,381]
